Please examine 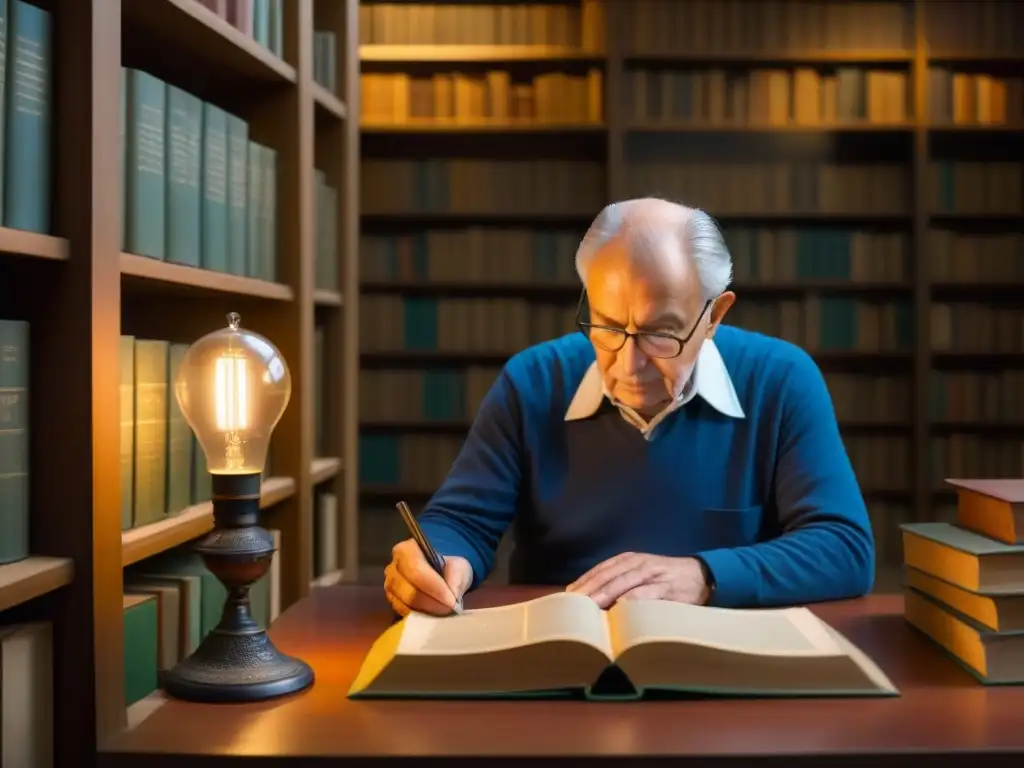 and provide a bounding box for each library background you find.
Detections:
[0,0,1020,764]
